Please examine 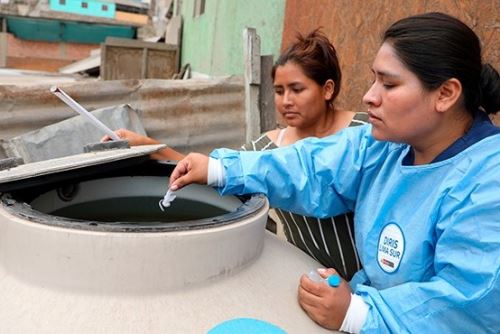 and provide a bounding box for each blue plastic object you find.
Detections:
[327,274,341,287]
[307,270,341,287]
[207,318,286,334]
